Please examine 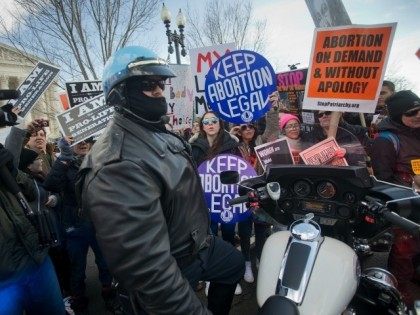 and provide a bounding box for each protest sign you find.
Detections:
[303,23,396,114]
[65,80,102,107]
[301,111,315,124]
[164,65,194,131]
[305,0,351,28]
[55,94,113,144]
[255,138,294,170]
[277,68,308,113]
[9,62,60,118]
[189,43,236,117]
[205,50,277,124]
[299,137,348,166]
[198,154,256,224]
[411,159,420,175]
